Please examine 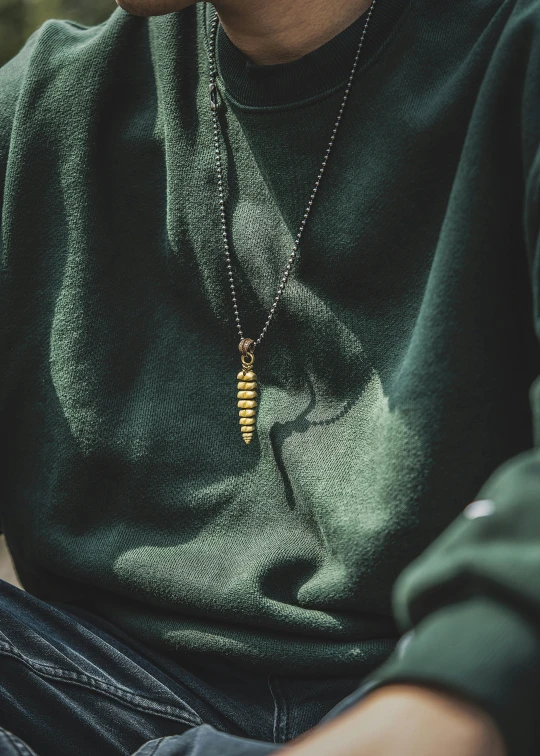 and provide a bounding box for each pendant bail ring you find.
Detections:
[241,352,255,369]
